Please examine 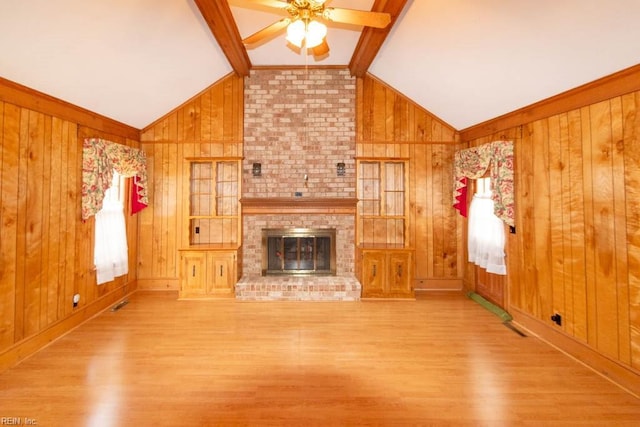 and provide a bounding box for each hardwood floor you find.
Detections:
[1,291,639,426]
